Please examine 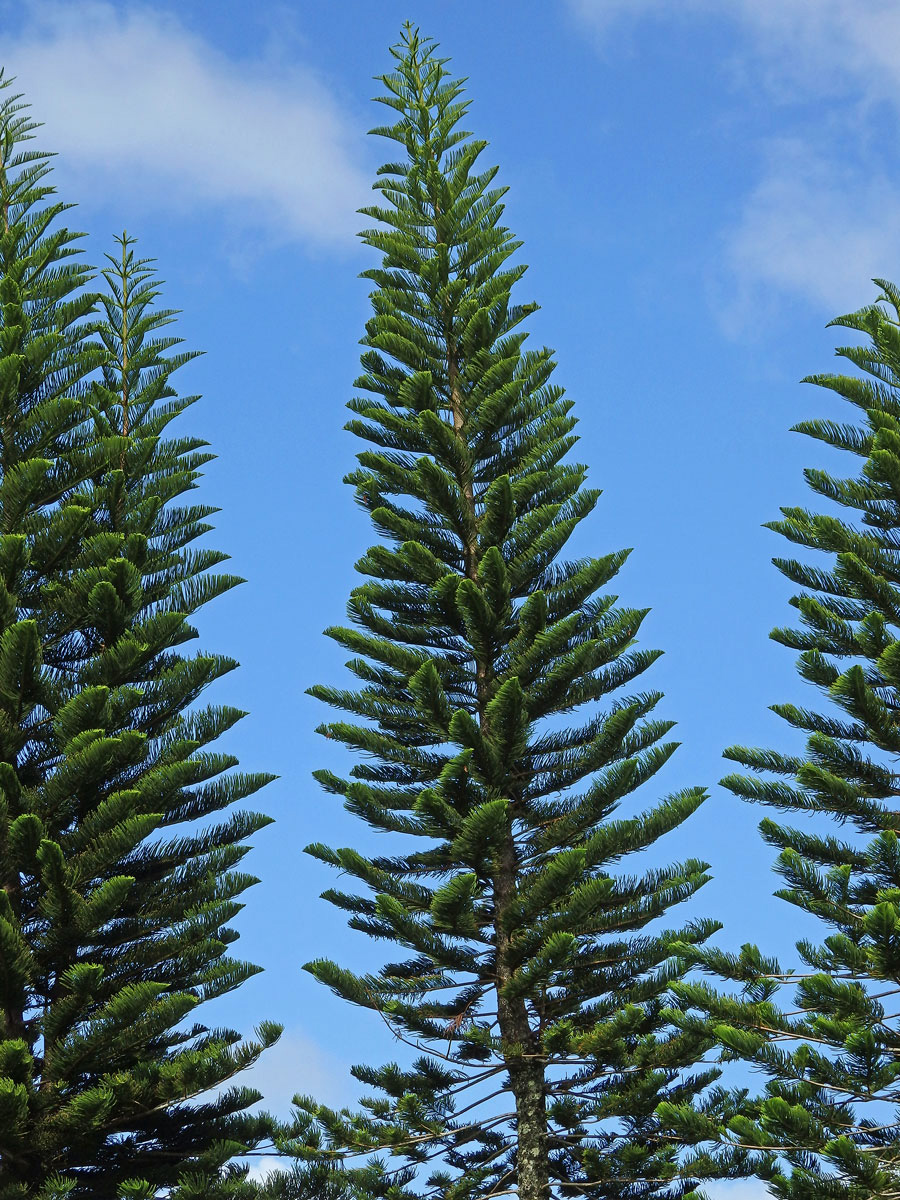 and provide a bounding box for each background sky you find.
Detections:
[2,0,897,1186]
